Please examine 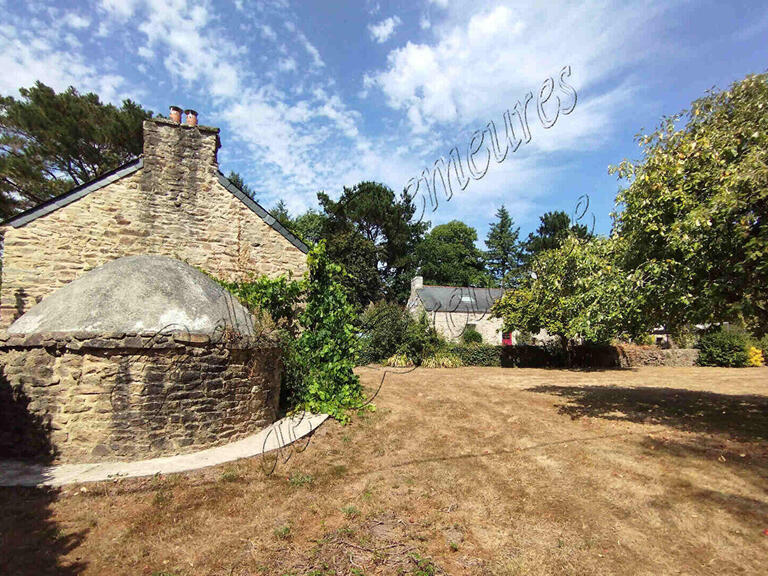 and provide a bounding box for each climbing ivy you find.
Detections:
[220,241,364,422]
